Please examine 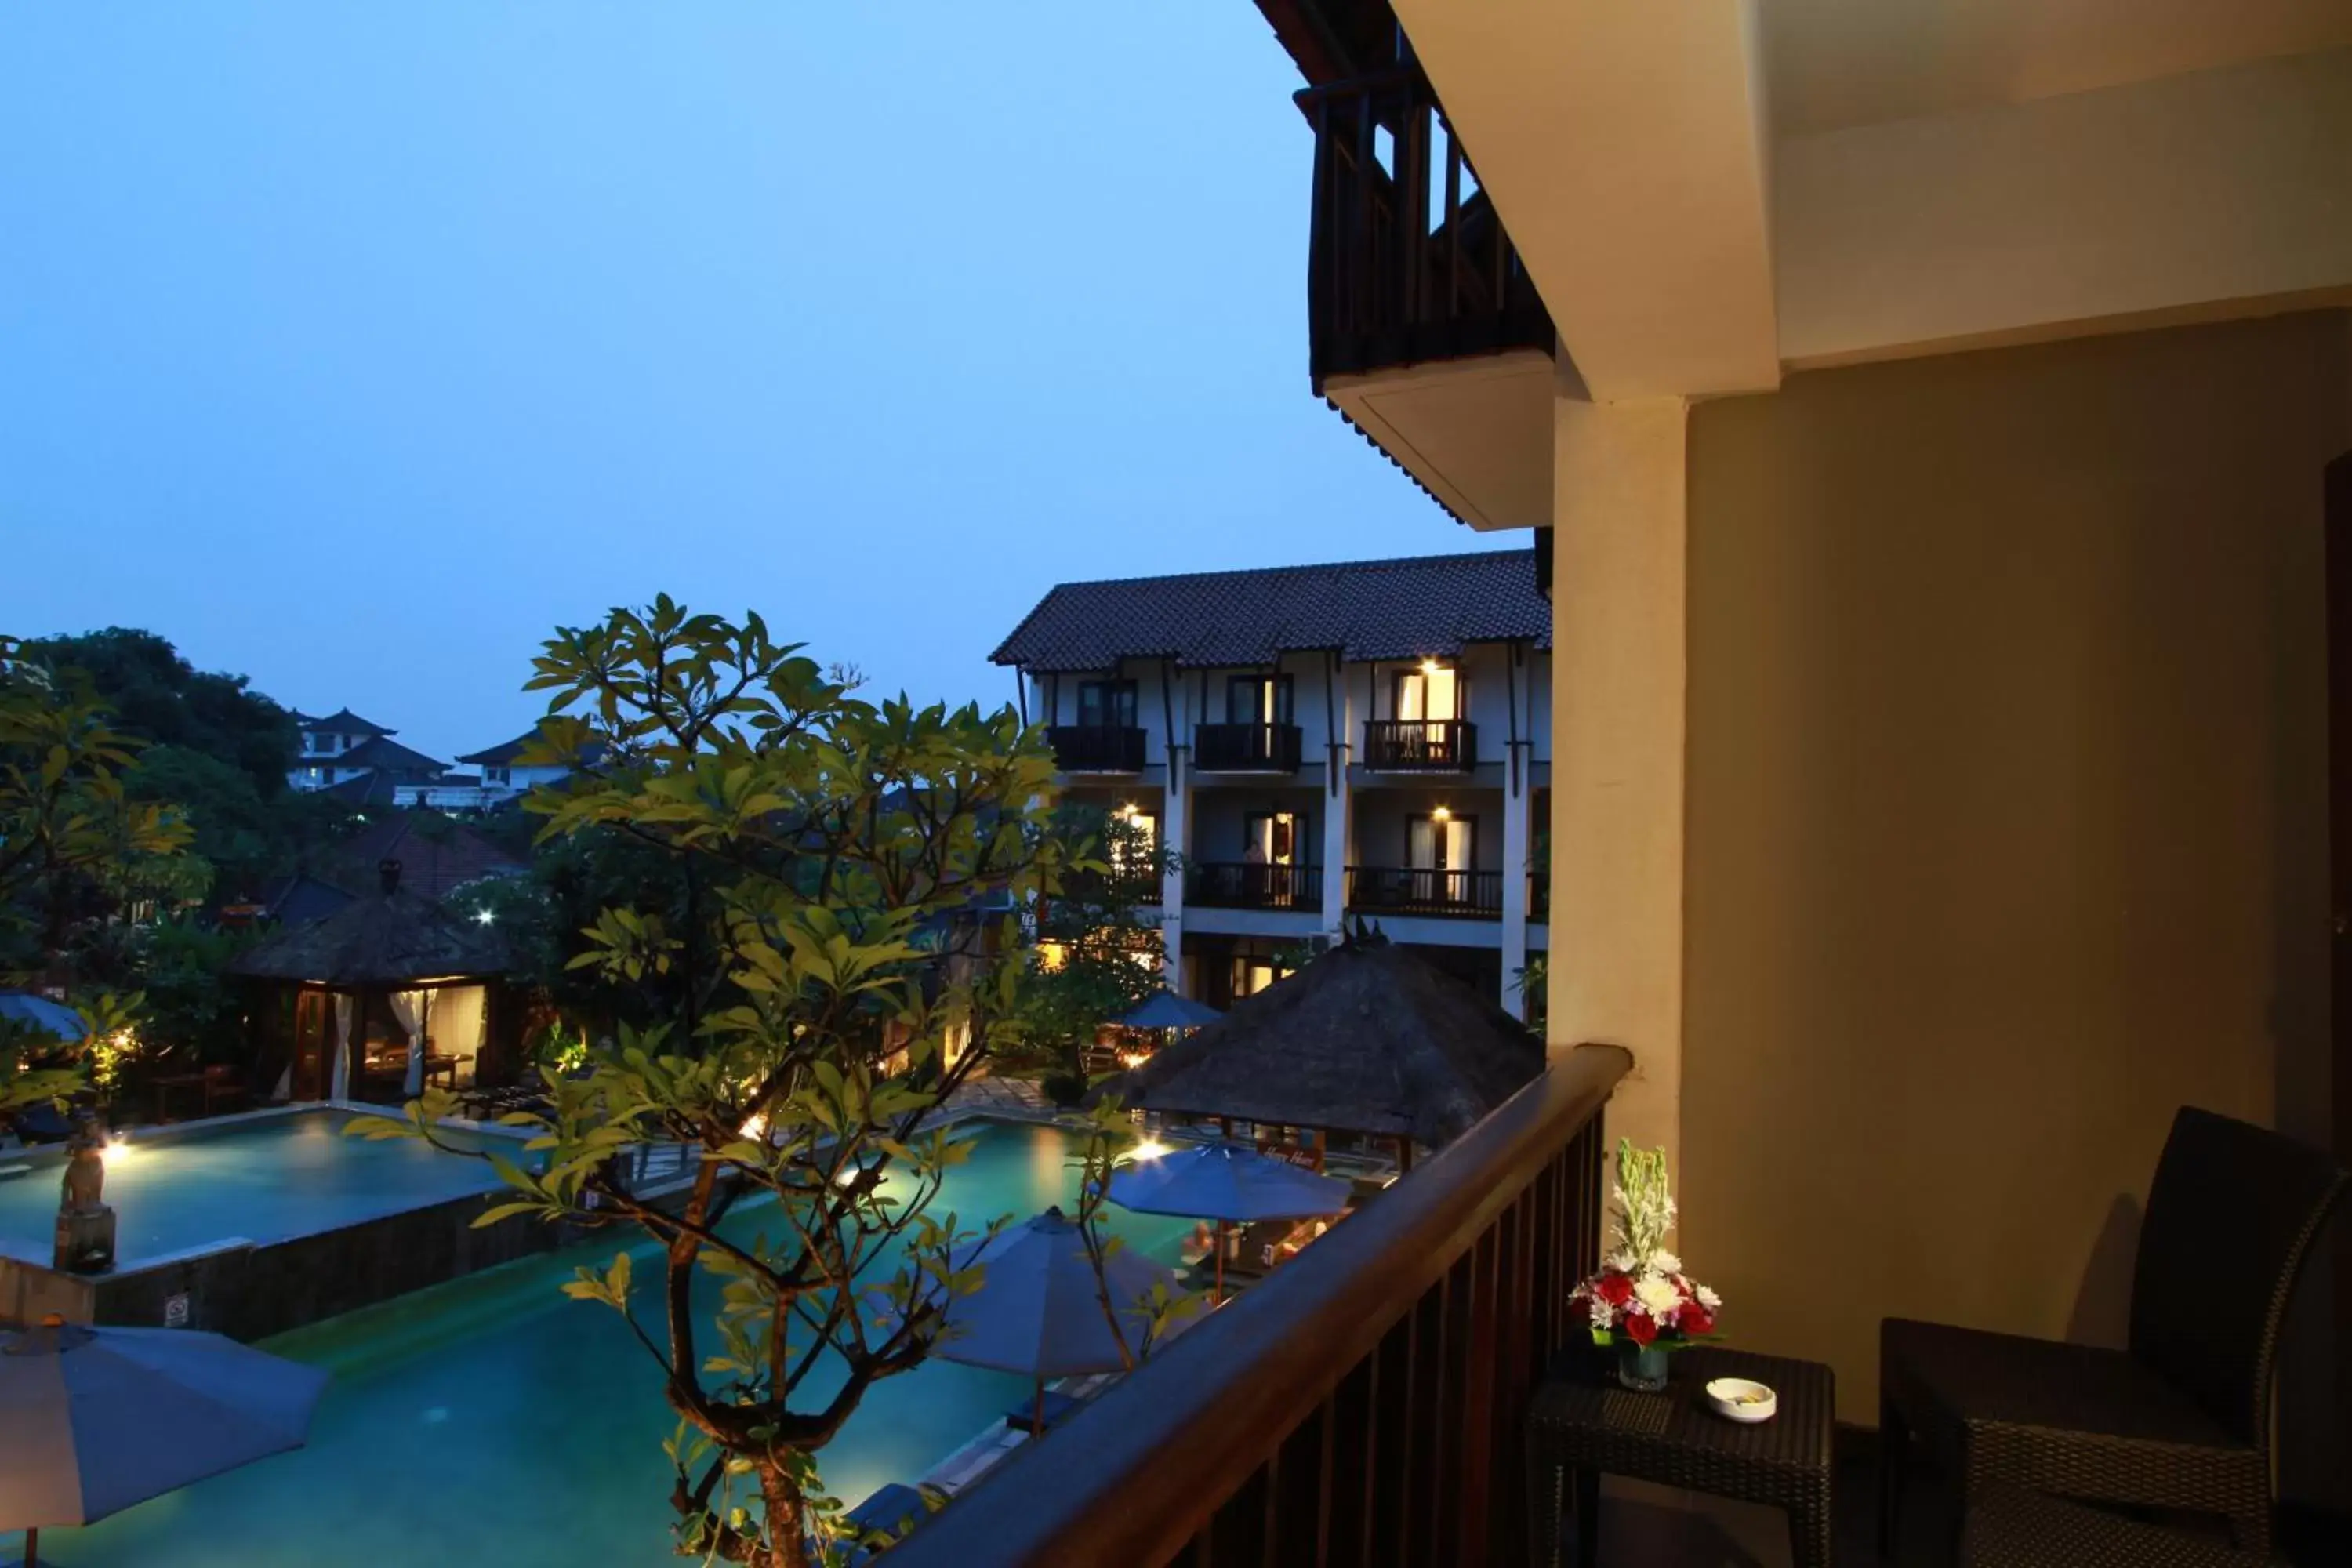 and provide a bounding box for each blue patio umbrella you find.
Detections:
[0,1318,330,1566]
[0,992,85,1043]
[930,1207,1181,1430]
[1108,1142,1352,1301]
[1113,991,1222,1032]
